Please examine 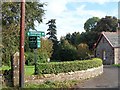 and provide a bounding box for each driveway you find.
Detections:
[73,65,119,88]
